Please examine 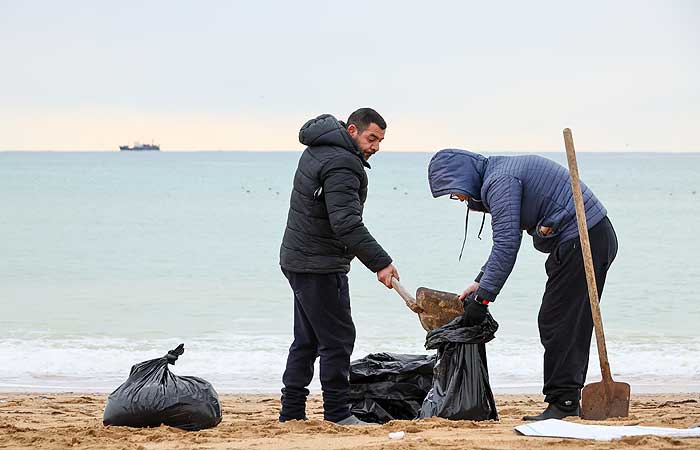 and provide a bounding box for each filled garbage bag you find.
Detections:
[103,344,222,430]
[349,352,435,423]
[419,314,499,421]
